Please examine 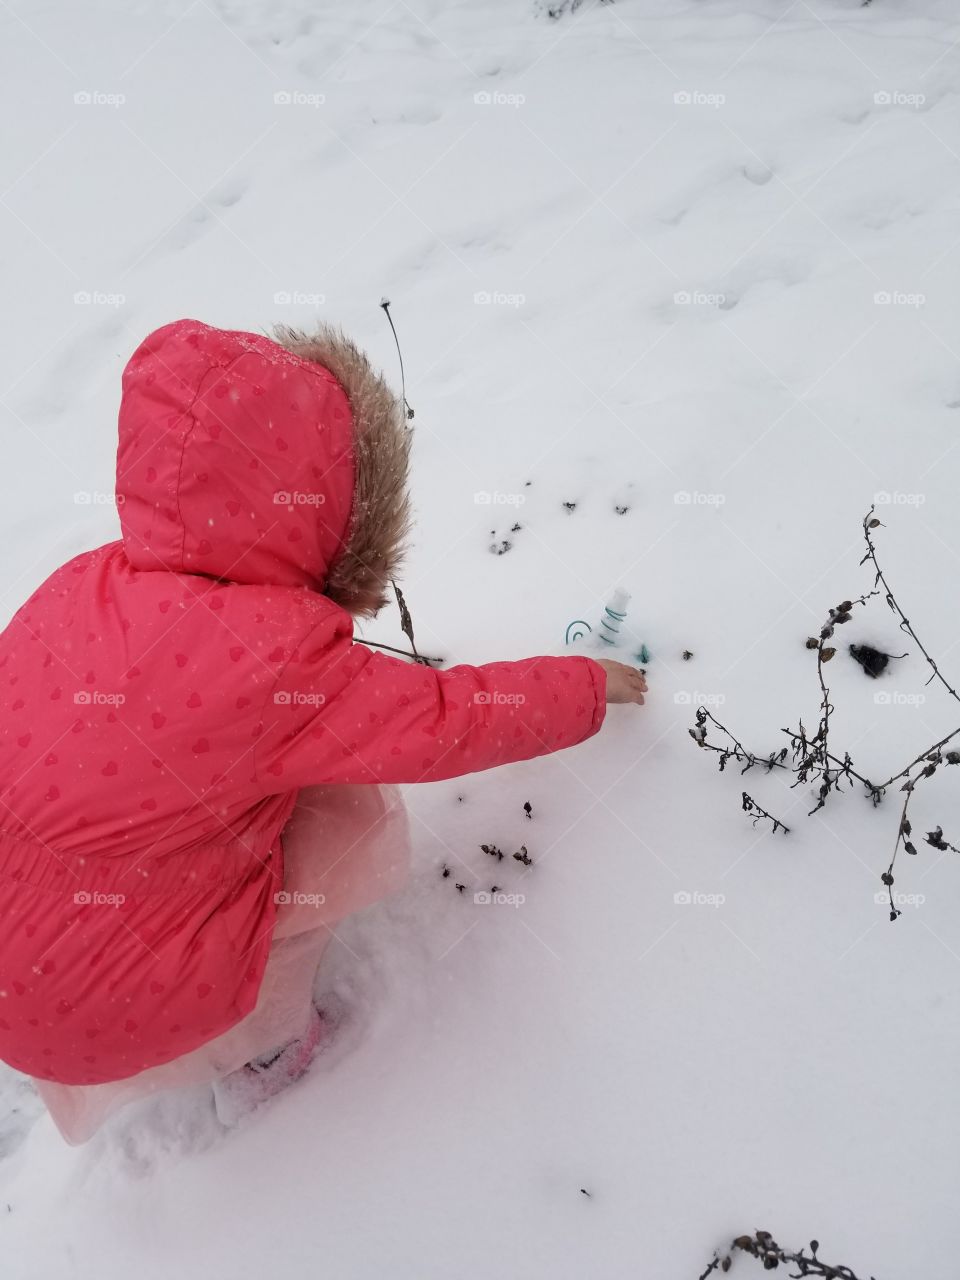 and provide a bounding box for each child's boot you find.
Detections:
[211,1004,327,1125]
